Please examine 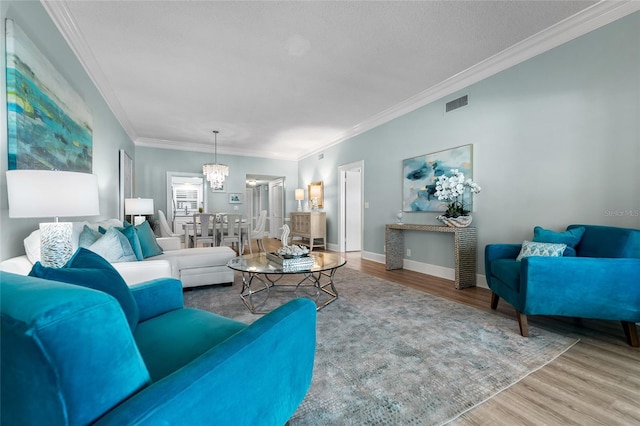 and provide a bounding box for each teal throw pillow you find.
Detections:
[116,223,144,261]
[516,240,567,261]
[87,227,137,263]
[135,221,163,258]
[29,248,139,330]
[533,226,585,257]
[78,224,103,248]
